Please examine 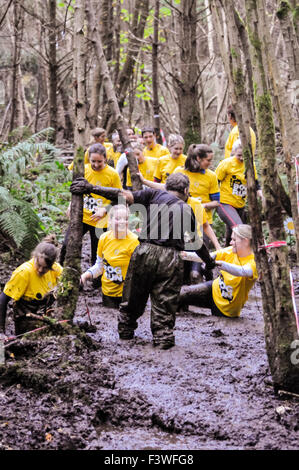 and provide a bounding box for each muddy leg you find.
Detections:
[179,280,213,309]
